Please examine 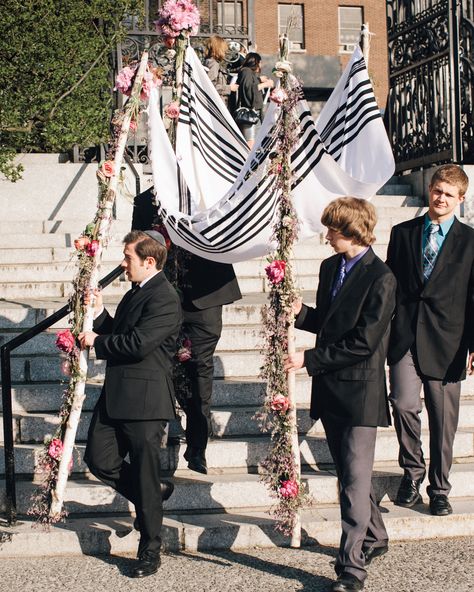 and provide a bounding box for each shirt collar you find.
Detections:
[343,246,369,273]
[139,270,160,288]
[424,213,455,236]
